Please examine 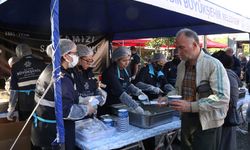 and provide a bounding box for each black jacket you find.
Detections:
[135,64,167,99]
[69,66,98,97]
[98,63,132,115]
[31,64,78,149]
[10,55,46,112]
